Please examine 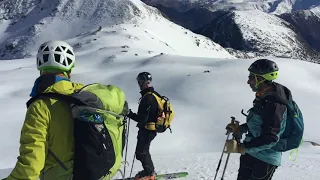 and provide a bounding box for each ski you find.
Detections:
[113,171,188,180]
[156,171,188,179]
